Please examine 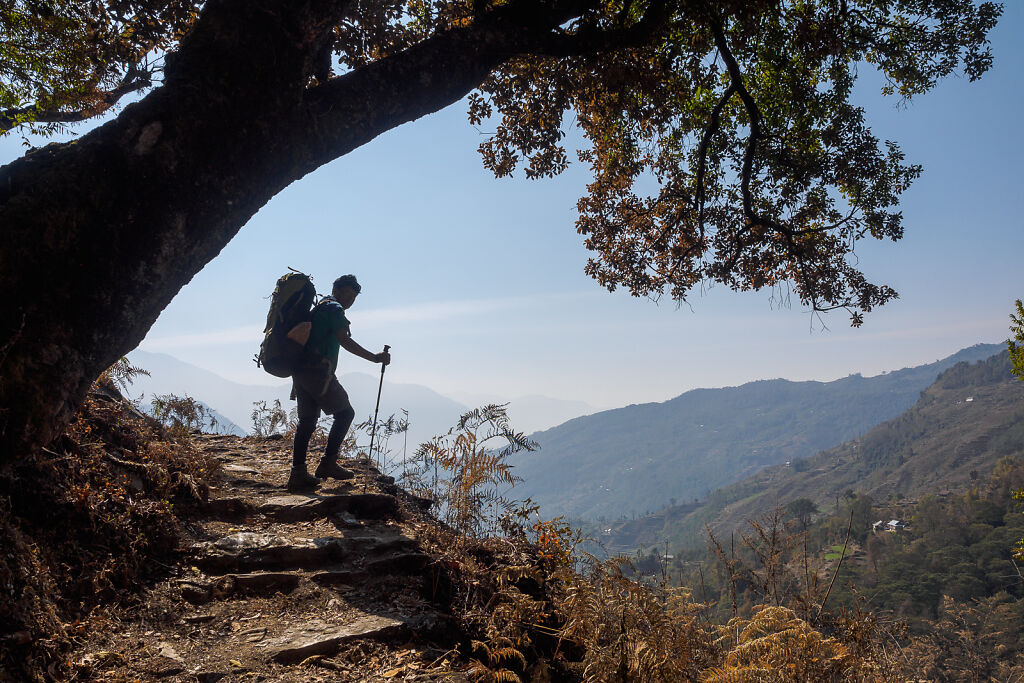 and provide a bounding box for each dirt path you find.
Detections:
[70,434,470,682]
